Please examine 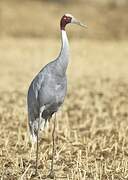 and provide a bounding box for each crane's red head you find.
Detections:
[60,14,73,30]
[60,13,87,31]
